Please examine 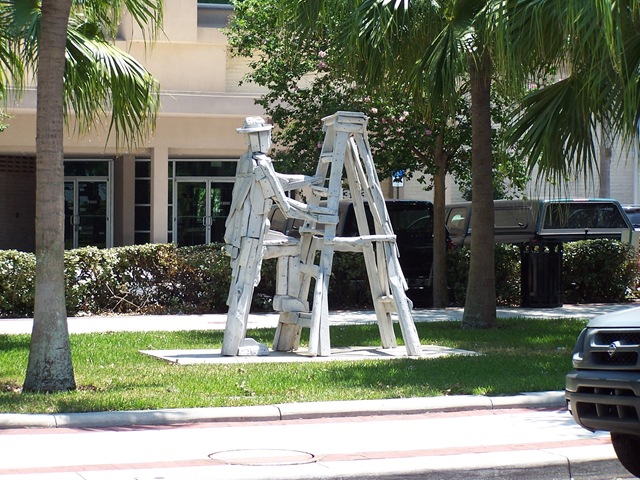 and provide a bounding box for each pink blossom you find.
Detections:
[318,61,327,70]
[318,50,327,58]
[425,129,432,136]
[371,107,378,114]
